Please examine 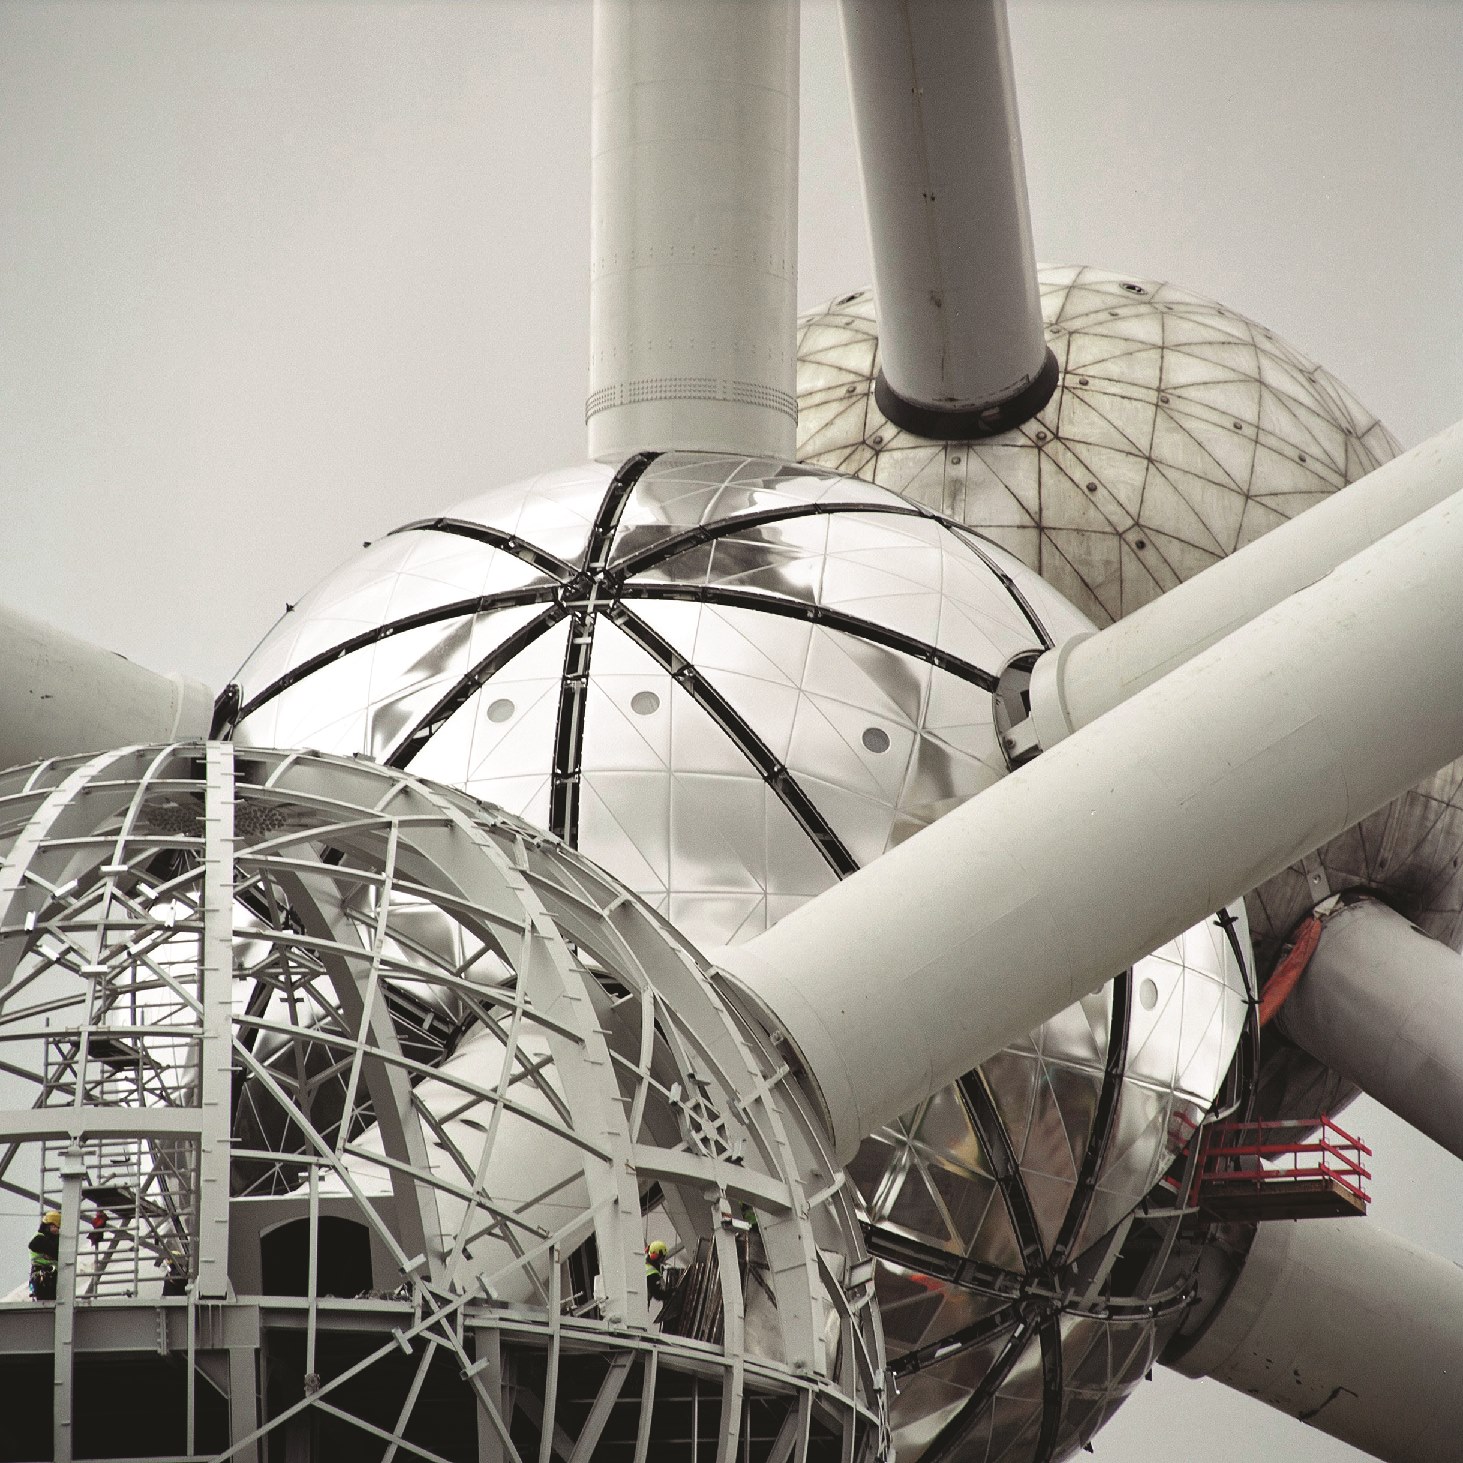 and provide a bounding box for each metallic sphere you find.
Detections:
[795,271,1463,1138]
[797,268,1398,628]
[0,743,882,1461]
[227,451,1250,1461]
